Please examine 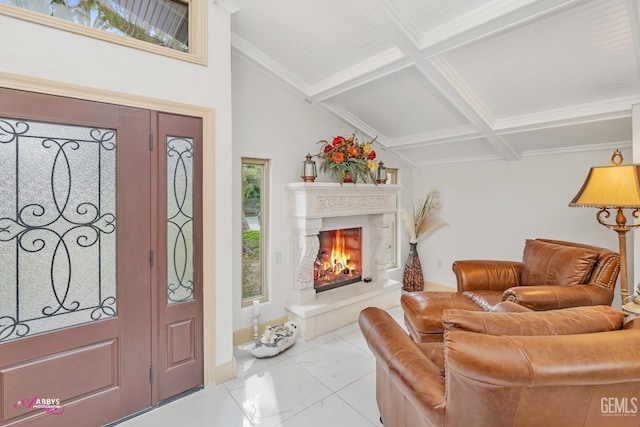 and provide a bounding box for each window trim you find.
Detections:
[241,157,269,307]
[0,0,206,65]
[386,168,399,270]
